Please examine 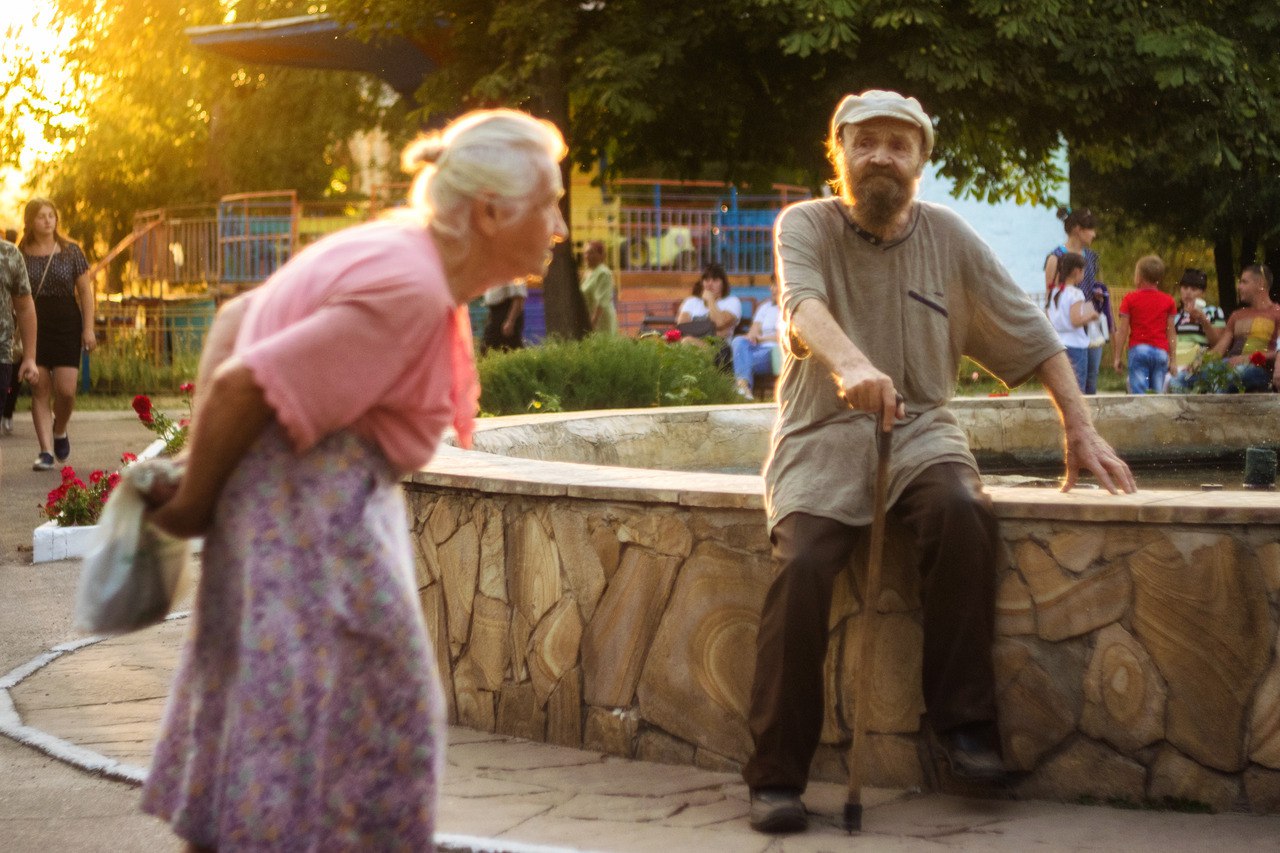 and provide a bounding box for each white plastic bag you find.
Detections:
[74,459,191,635]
